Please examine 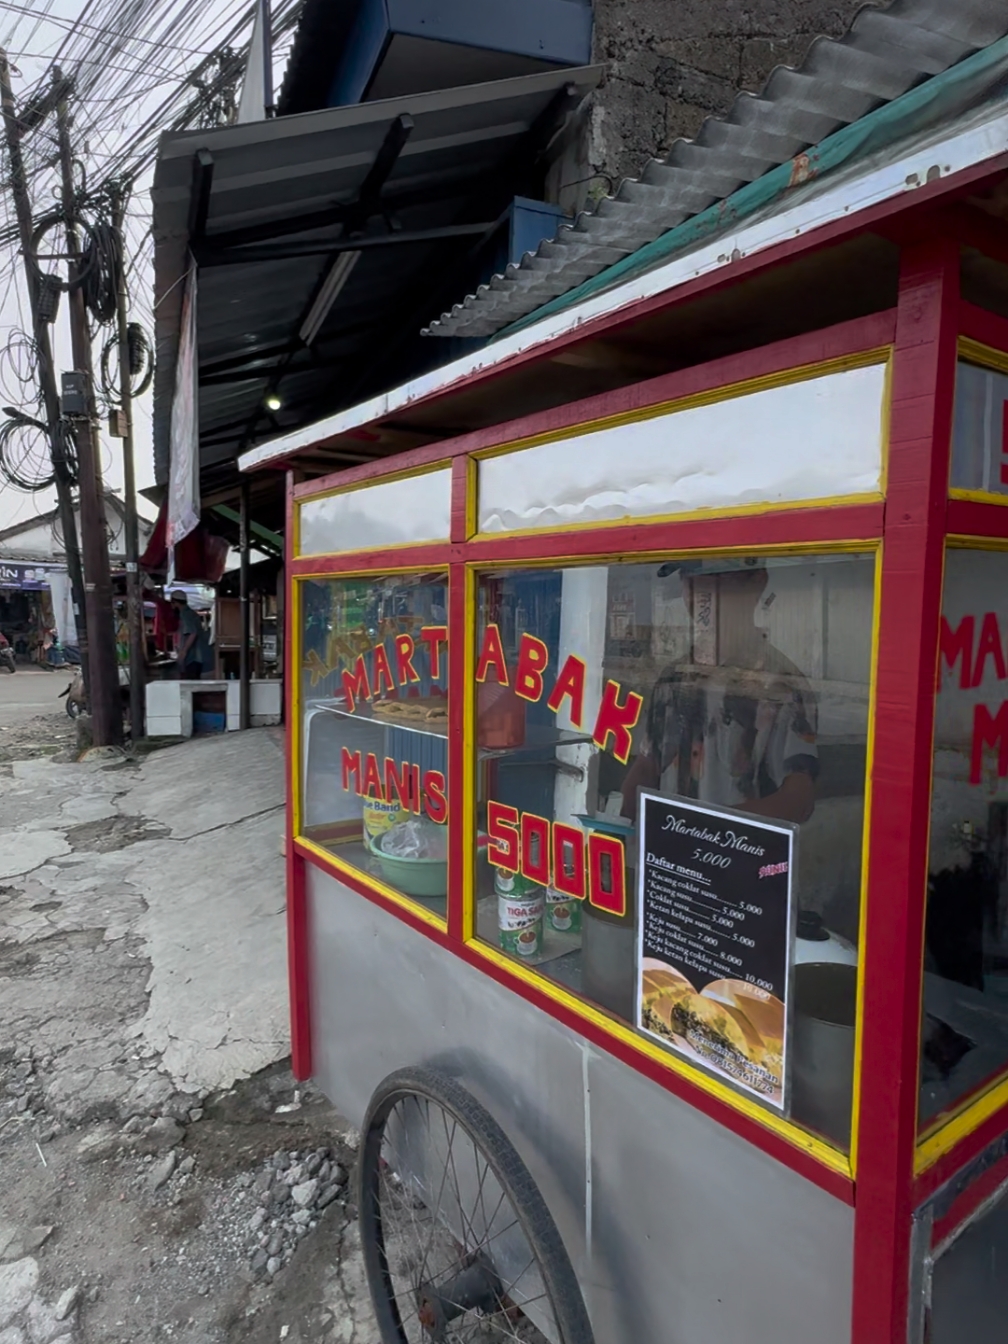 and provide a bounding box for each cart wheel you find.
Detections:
[359,1067,594,1344]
